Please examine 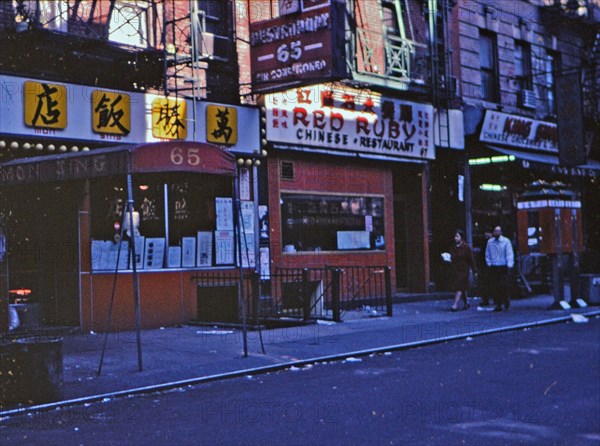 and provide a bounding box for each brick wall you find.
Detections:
[456,0,591,119]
